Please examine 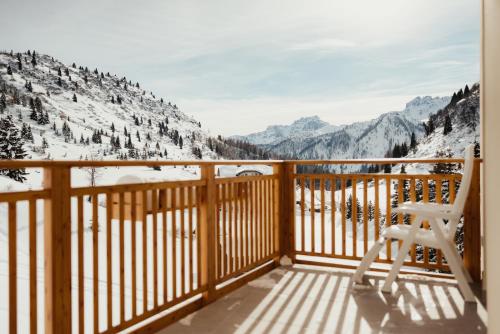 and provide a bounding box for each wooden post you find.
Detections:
[200,165,216,304]
[463,159,481,282]
[273,164,282,263]
[277,162,296,261]
[43,166,72,333]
